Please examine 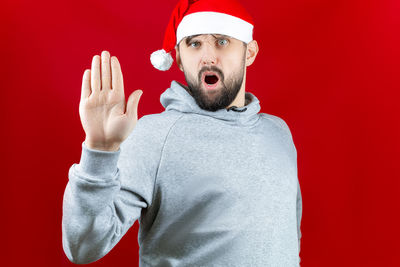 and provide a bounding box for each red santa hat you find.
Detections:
[150,0,254,71]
